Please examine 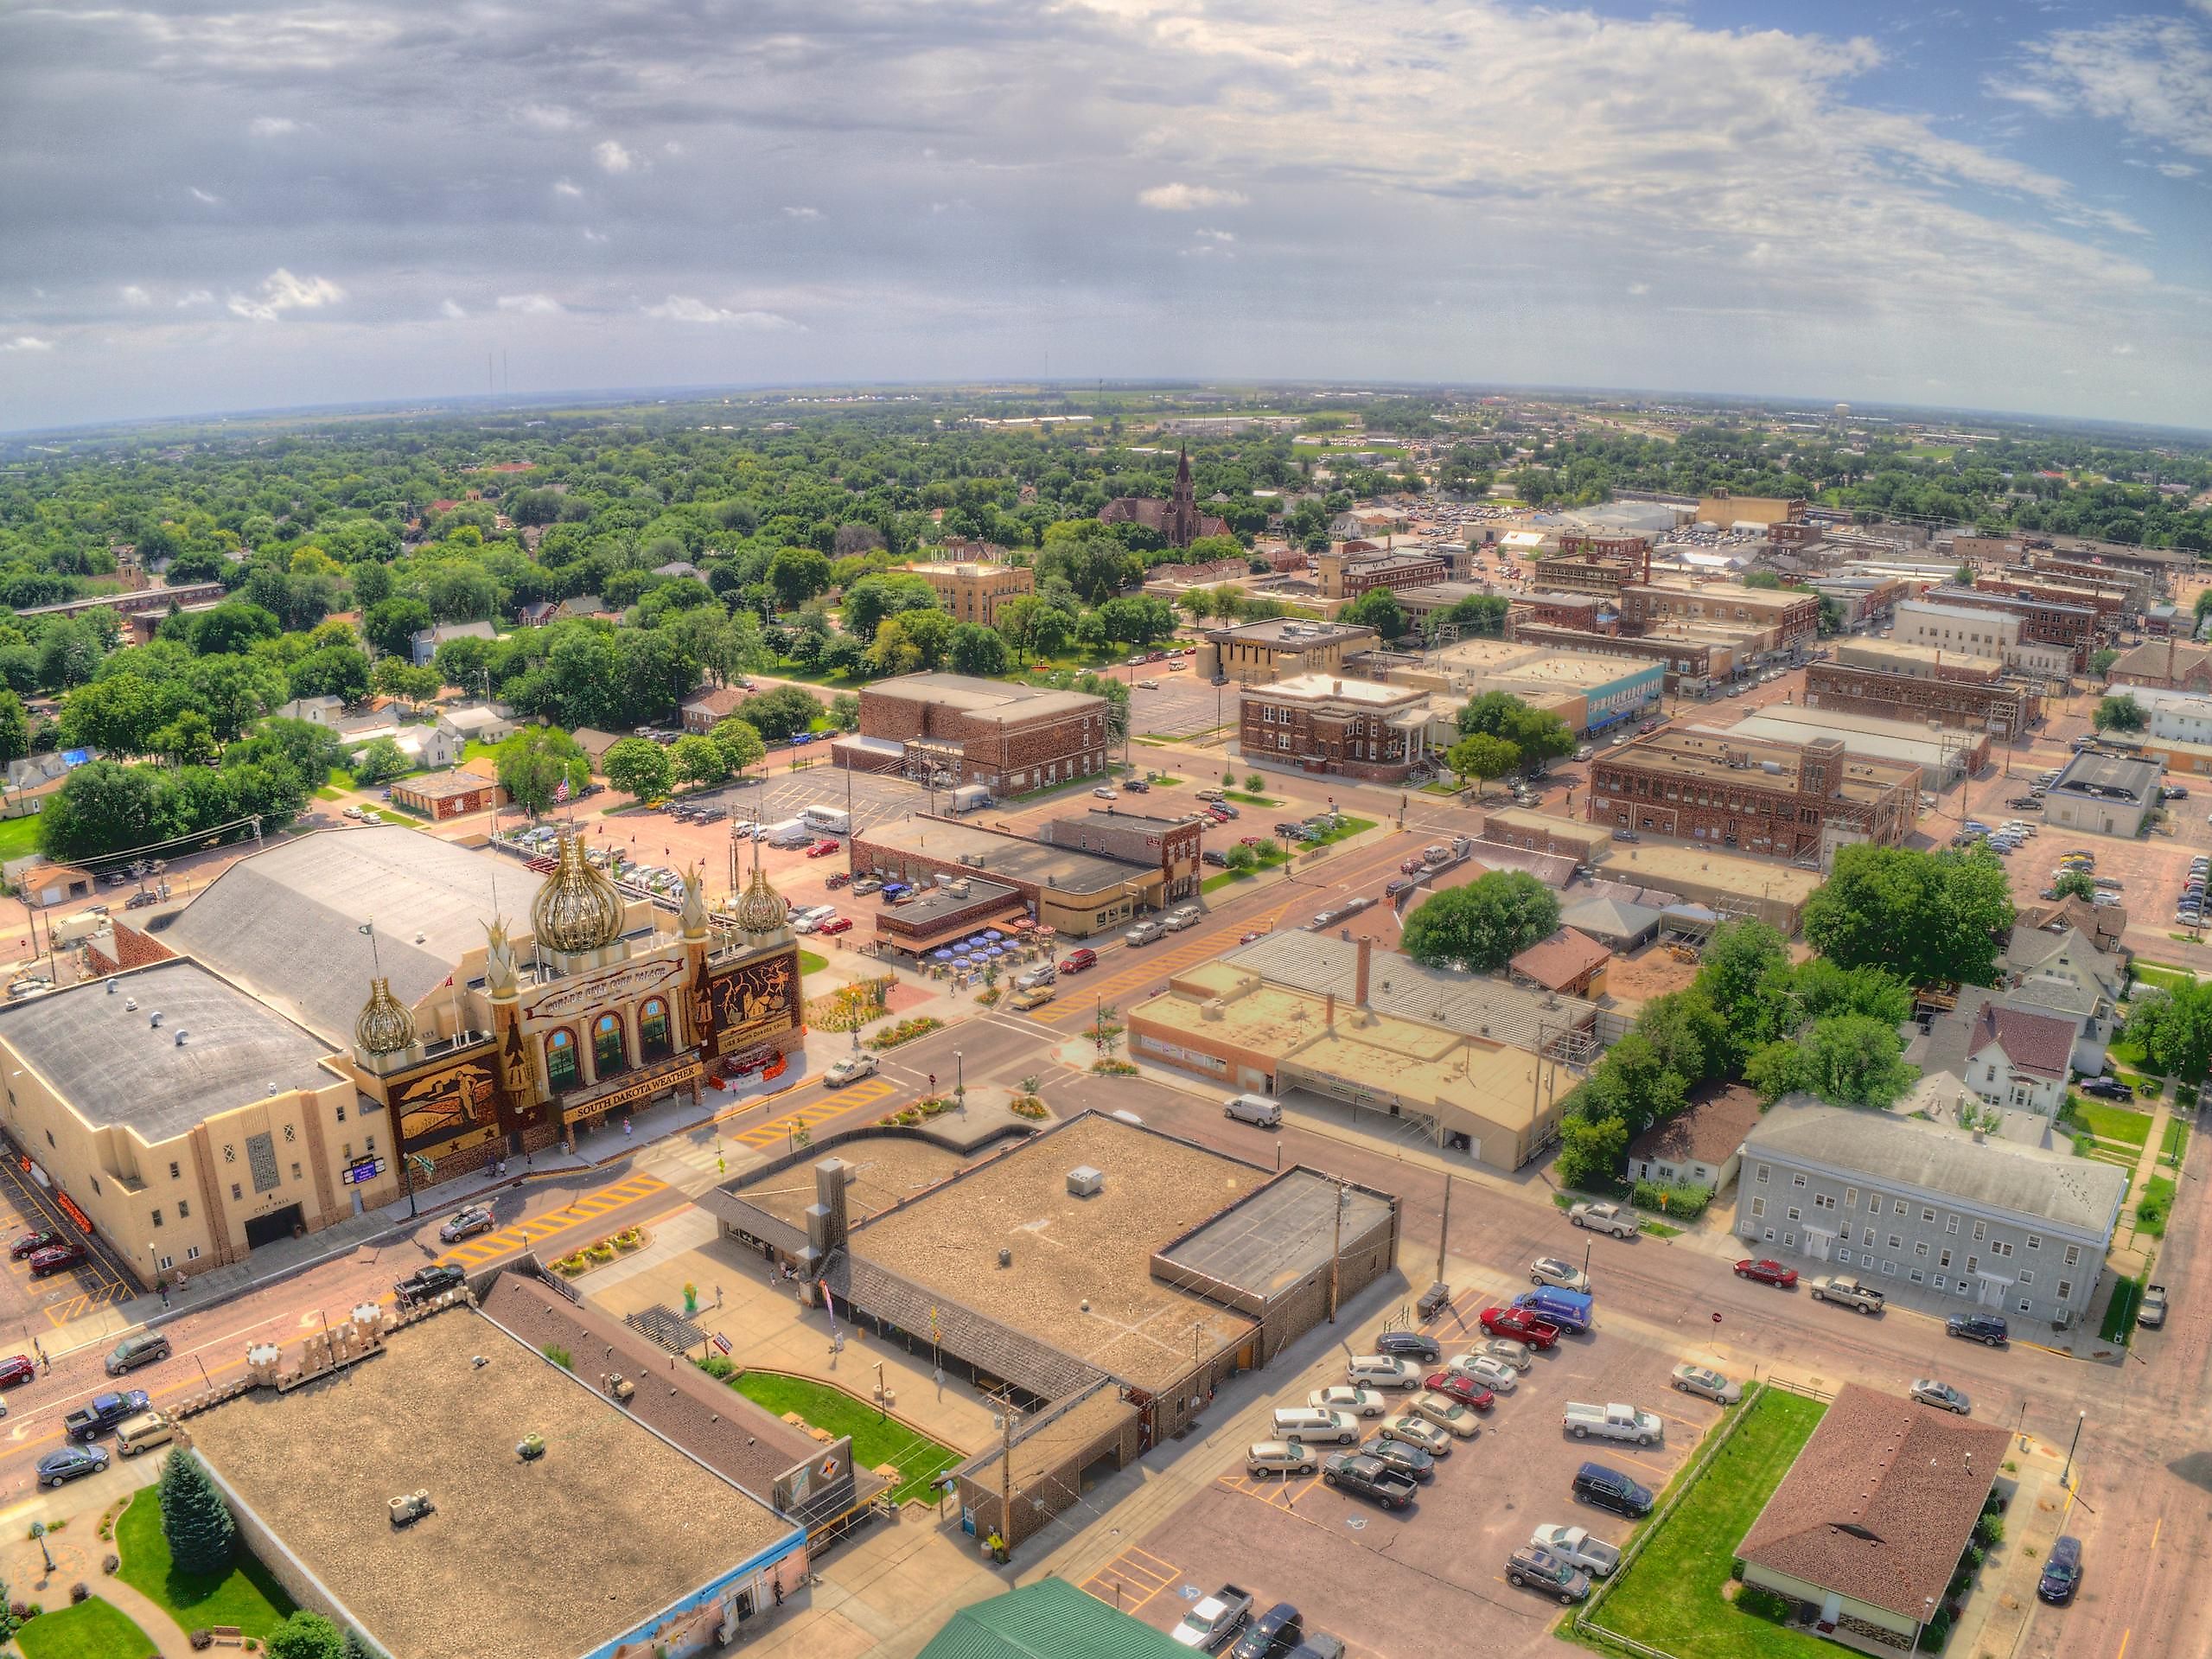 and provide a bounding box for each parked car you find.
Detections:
[1347,1355,1423,1391]
[1478,1306,1560,1349]
[1946,1313,2009,1348]
[1058,948,1099,974]
[1669,1363,1743,1404]
[1423,1371,1495,1411]
[1404,1392,1482,1439]
[1172,1586,1254,1653]
[1569,1200,1640,1239]
[1377,1414,1451,1457]
[1805,1275,1884,1313]
[1471,1337,1533,1371]
[0,1355,34,1390]
[1309,1386,1387,1419]
[1227,1603,1304,1659]
[27,1243,86,1277]
[1093,787,1119,801]
[824,1053,879,1087]
[1529,1523,1621,1579]
[1529,1255,1591,1292]
[2037,1535,2082,1605]
[1125,920,1163,947]
[817,916,853,936]
[1571,1462,1653,1519]
[1358,1435,1434,1482]
[438,1204,495,1243]
[2079,1075,2133,1101]
[1734,1258,1800,1288]
[64,1389,149,1441]
[850,877,883,896]
[1505,1546,1590,1605]
[1563,1401,1663,1446]
[1009,985,1056,1011]
[1446,1353,1519,1394]
[105,1333,170,1376]
[1910,1378,1972,1414]
[1320,1452,1418,1509]
[36,1444,109,1488]
[805,839,840,858]
[8,1228,61,1259]
[2139,1284,2169,1328]
[1245,1441,1318,1479]
[394,1263,468,1305]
